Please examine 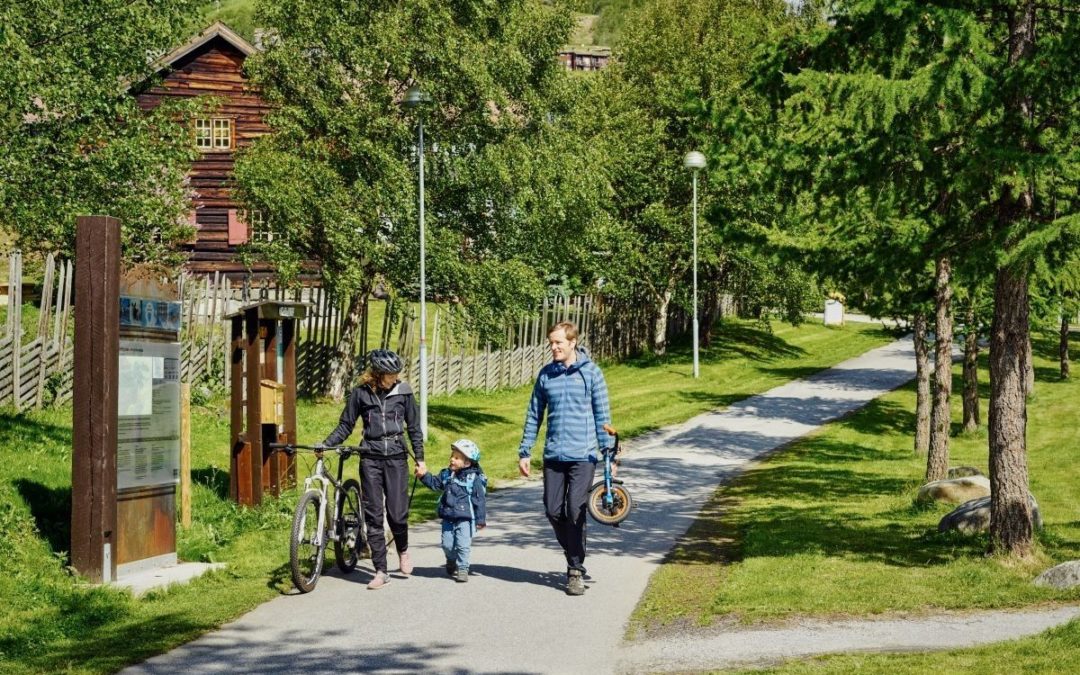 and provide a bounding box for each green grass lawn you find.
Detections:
[632,334,1080,637]
[0,319,890,674]
[744,618,1080,674]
